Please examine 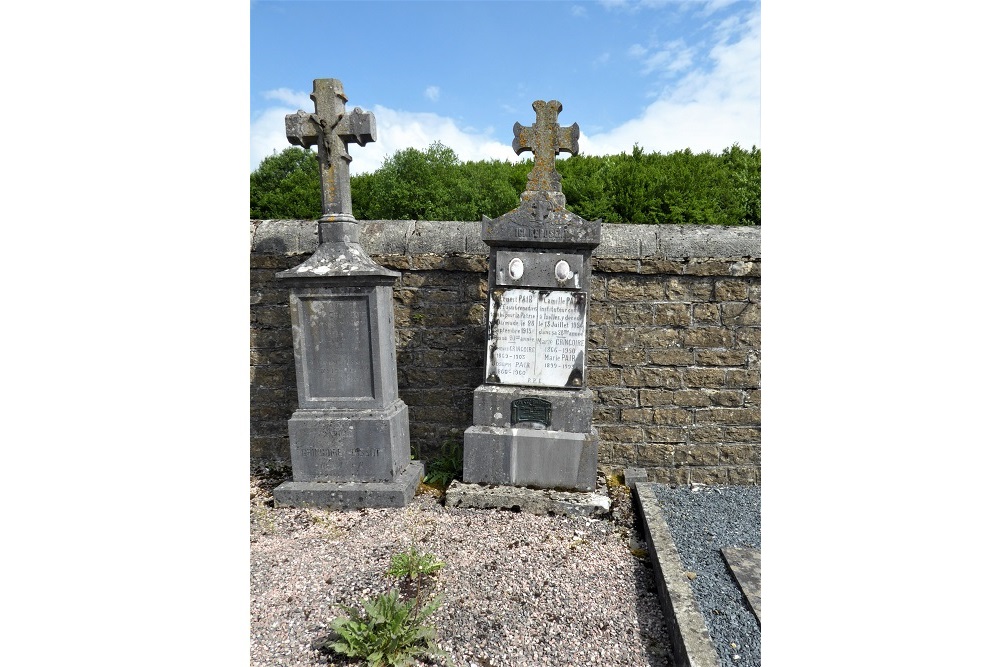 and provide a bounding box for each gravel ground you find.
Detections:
[651,485,760,667]
[251,466,673,667]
